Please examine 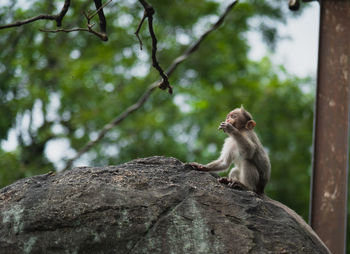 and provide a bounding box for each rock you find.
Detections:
[0,156,330,254]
